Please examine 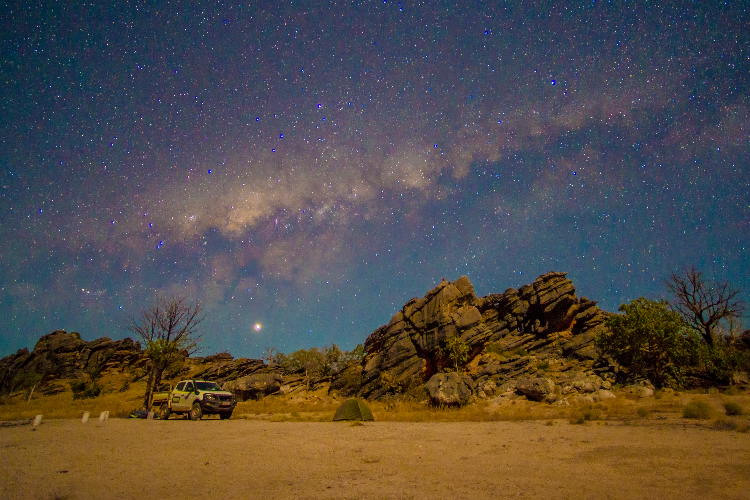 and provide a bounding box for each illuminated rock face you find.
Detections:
[358,272,613,401]
[0,330,145,394]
